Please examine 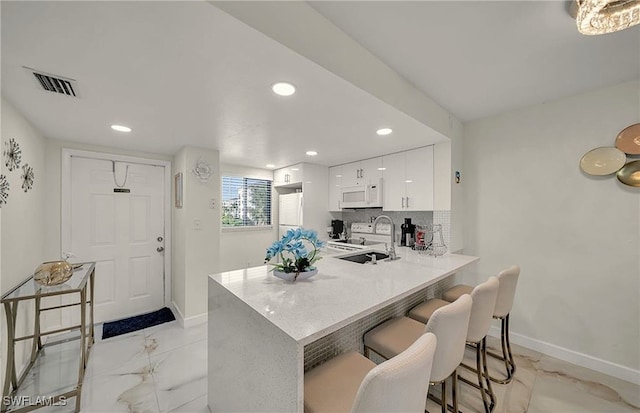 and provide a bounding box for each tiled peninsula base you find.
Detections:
[304,277,454,370]
[208,281,303,412]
